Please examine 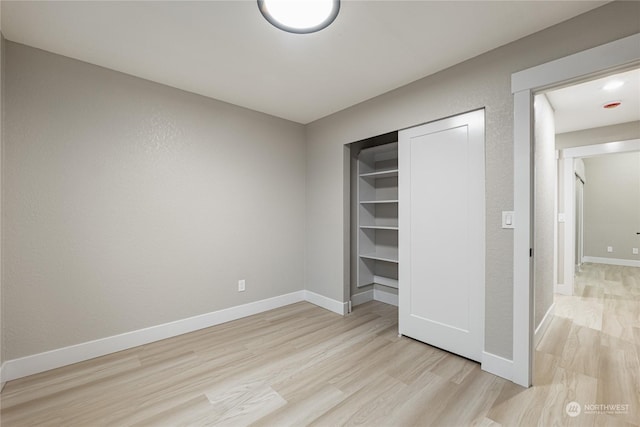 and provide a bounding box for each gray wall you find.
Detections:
[534,95,555,330]
[556,120,640,149]
[556,121,640,283]
[305,1,640,359]
[3,42,306,360]
[583,152,640,262]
